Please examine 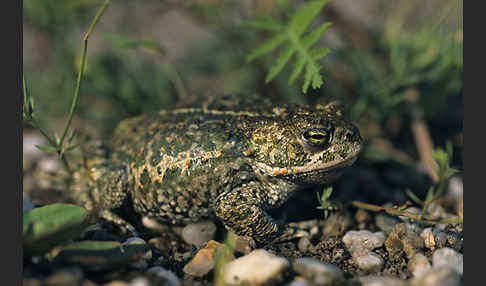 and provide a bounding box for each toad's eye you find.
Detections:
[302,128,330,147]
